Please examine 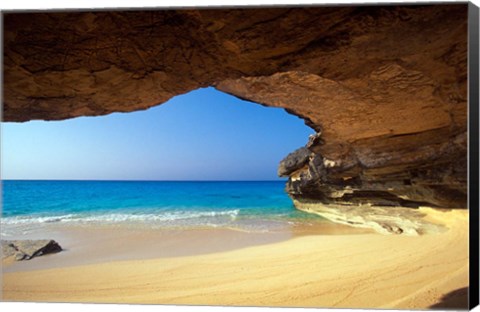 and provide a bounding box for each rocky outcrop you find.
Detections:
[292,199,447,235]
[2,240,63,261]
[3,5,468,220]
[277,129,467,208]
[277,147,311,177]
